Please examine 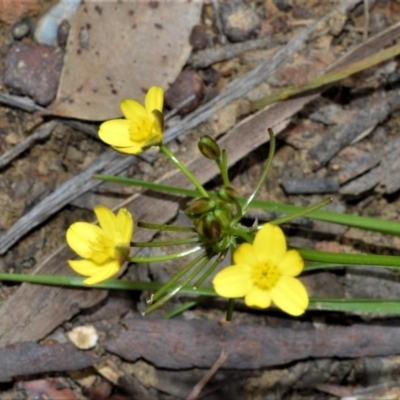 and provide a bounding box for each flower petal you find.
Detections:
[116,208,134,243]
[245,286,272,309]
[120,98,147,120]
[68,259,102,277]
[277,250,304,277]
[270,276,309,316]
[94,205,118,241]
[84,261,120,285]
[145,86,164,112]
[253,224,286,265]
[98,119,133,147]
[113,144,144,155]
[233,243,258,267]
[212,265,253,298]
[66,222,104,259]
